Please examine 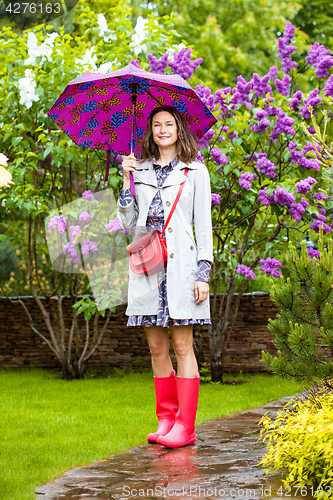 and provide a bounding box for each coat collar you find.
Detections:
[135,157,198,188]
